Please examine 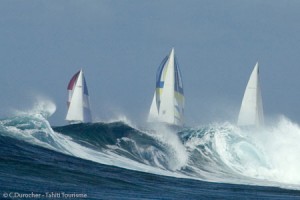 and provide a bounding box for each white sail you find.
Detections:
[148,92,159,121]
[237,62,264,127]
[148,48,184,126]
[66,69,92,123]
